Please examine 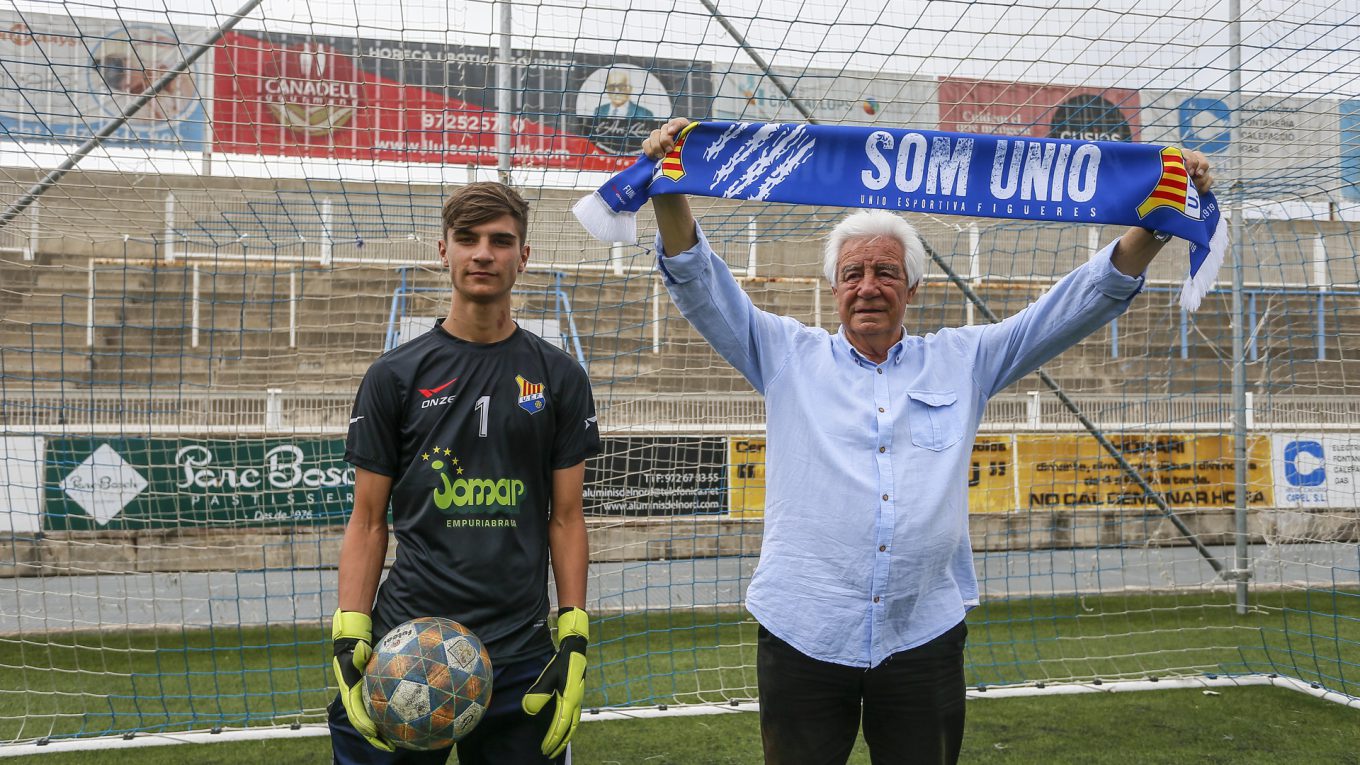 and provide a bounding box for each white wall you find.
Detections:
[1,437,44,533]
